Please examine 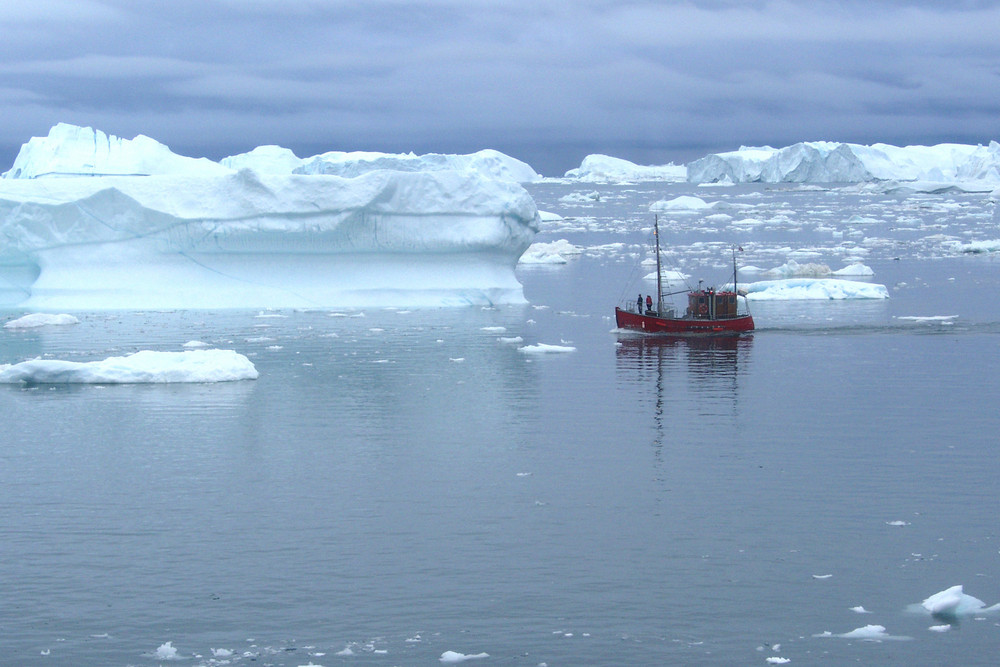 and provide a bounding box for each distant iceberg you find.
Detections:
[0,155,539,309]
[564,154,686,183]
[687,141,1000,185]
